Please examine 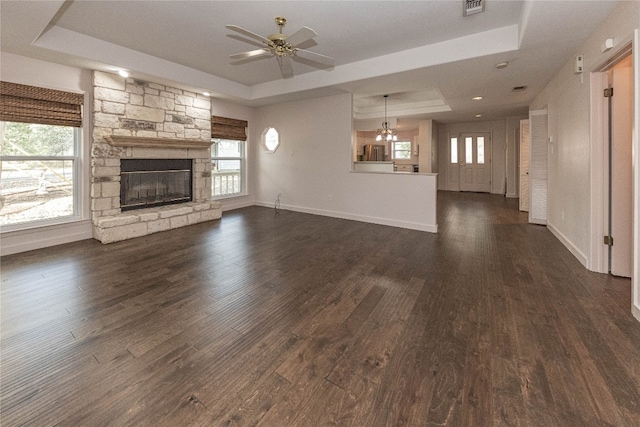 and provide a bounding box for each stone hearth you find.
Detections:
[94,201,221,244]
[91,71,221,243]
